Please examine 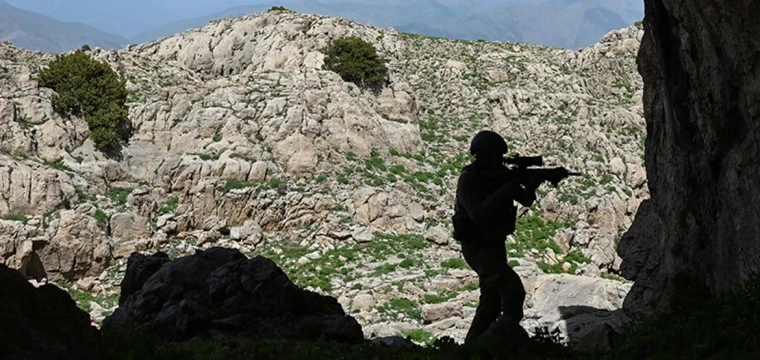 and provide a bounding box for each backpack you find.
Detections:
[452,163,517,243]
